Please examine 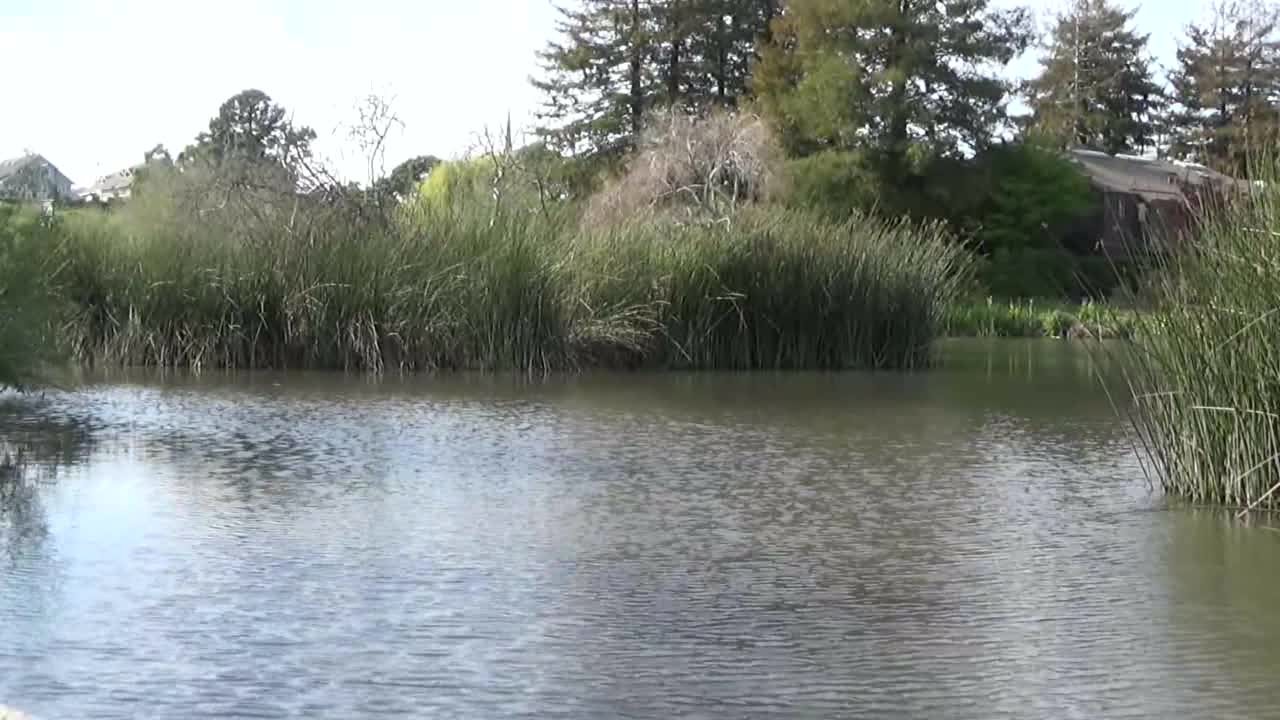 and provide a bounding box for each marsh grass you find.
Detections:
[0,204,64,390]
[53,186,971,373]
[1121,175,1280,512]
[944,297,1137,339]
